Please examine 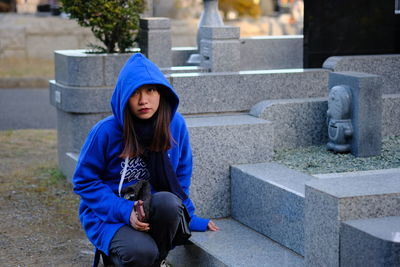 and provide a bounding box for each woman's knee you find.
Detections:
[117,242,159,267]
[109,226,159,267]
[151,192,182,220]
